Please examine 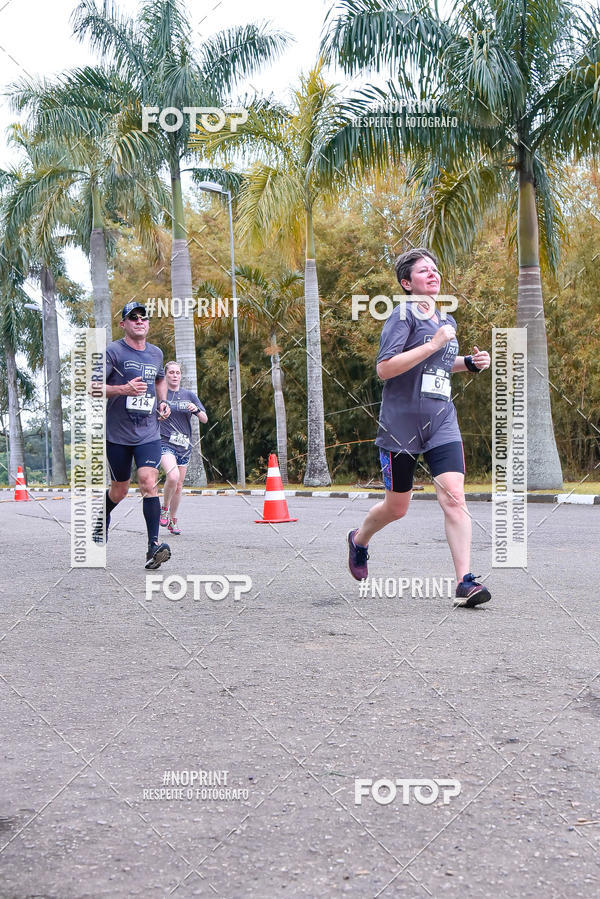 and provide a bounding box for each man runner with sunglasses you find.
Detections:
[347,248,492,607]
[93,301,172,569]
